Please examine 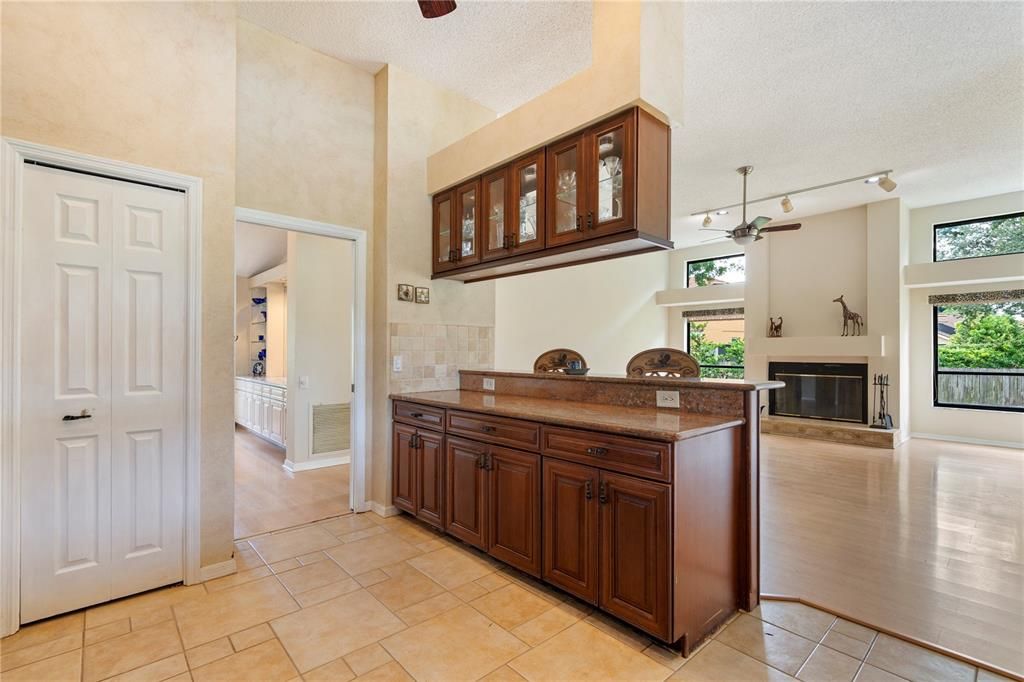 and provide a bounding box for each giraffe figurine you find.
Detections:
[832,295,864,336]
